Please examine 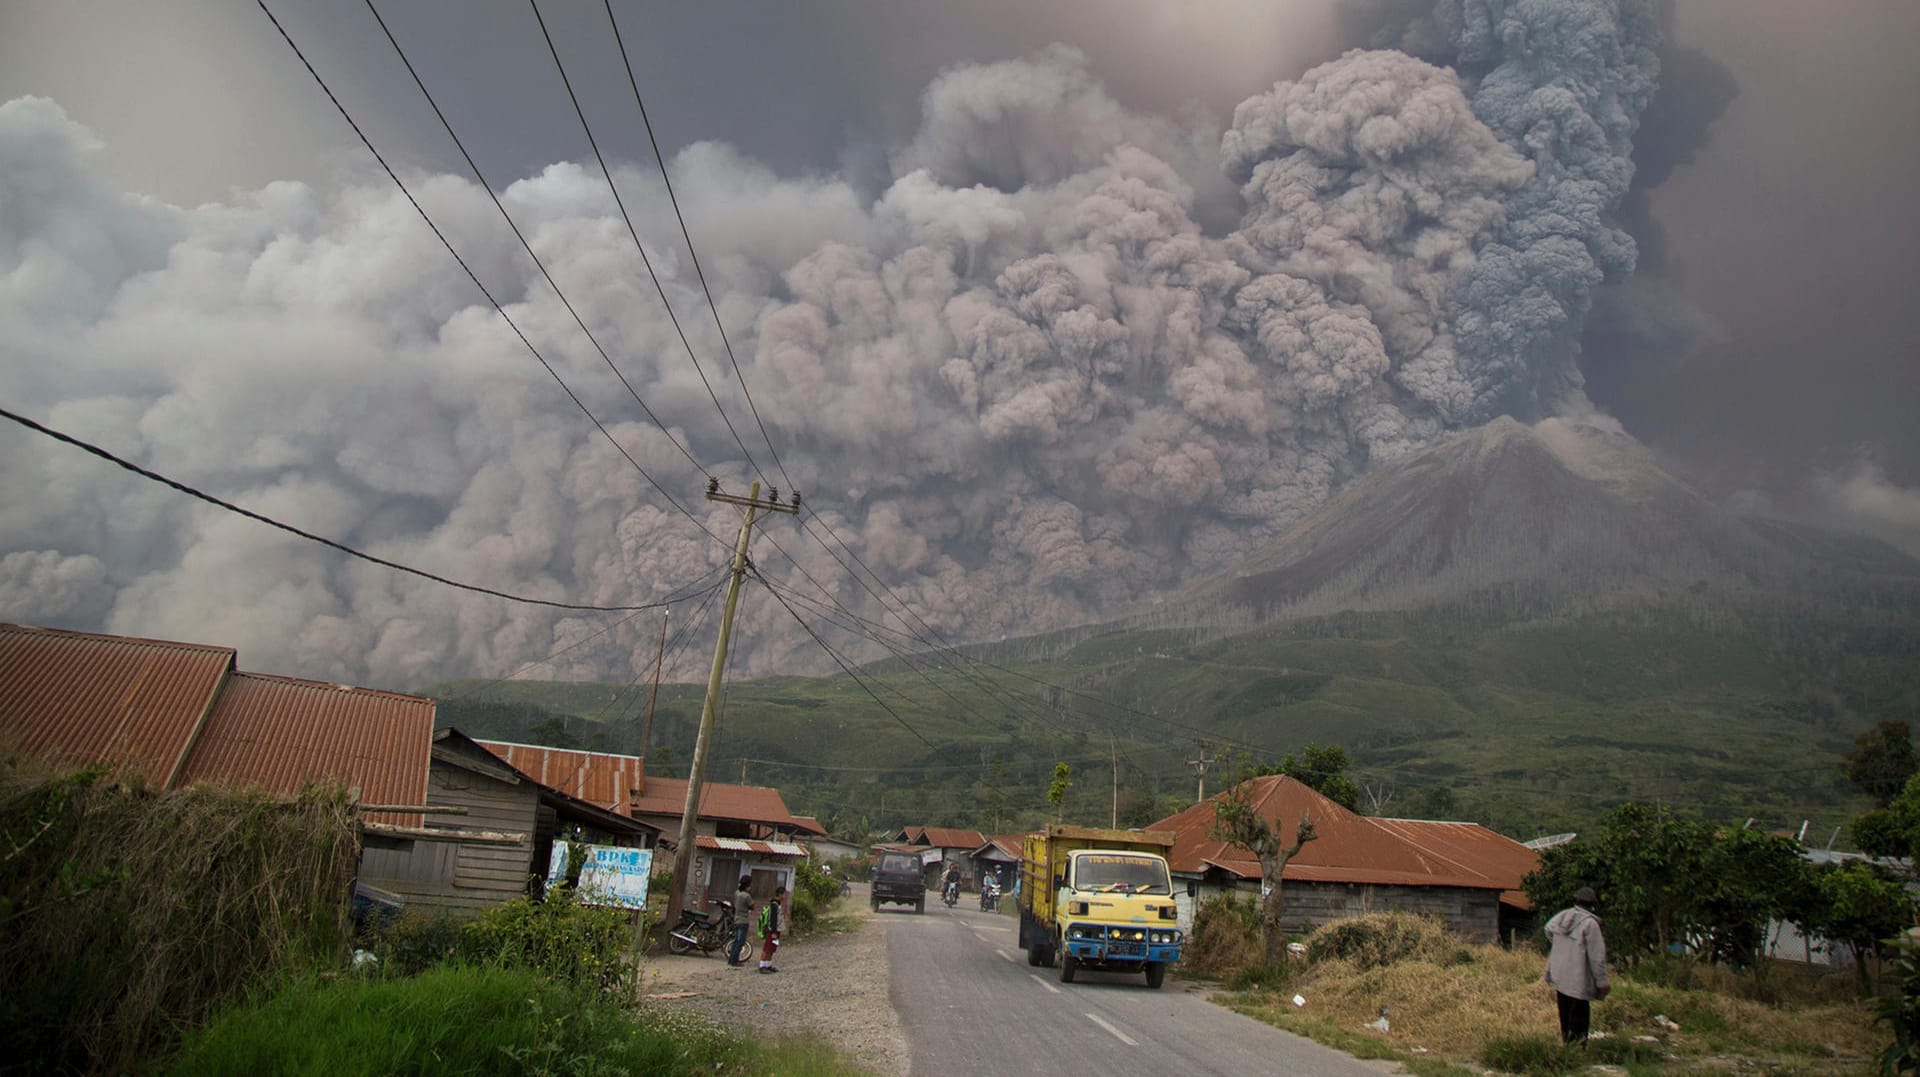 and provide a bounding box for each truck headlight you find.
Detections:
[1150,930,1181,945]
